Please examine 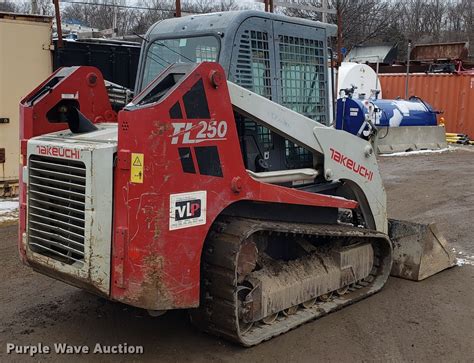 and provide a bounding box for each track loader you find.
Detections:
[18,11,455,346]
